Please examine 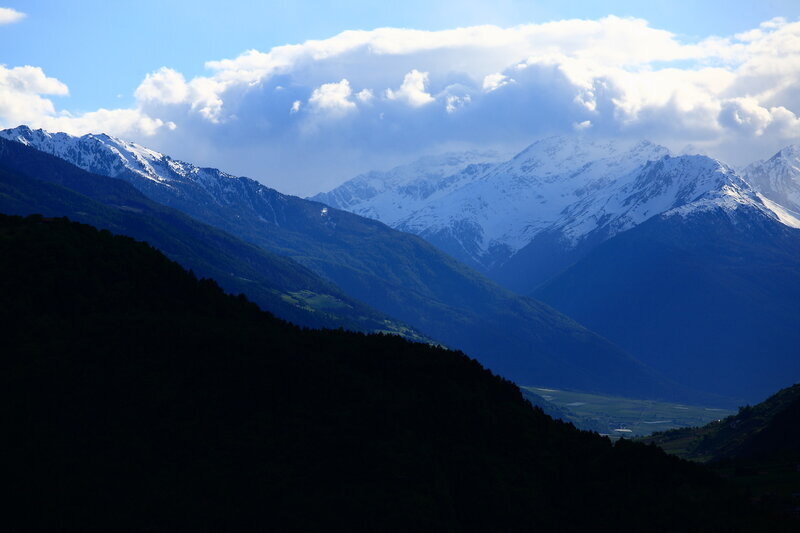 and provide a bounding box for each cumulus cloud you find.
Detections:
[356,88,373,103]
[0,7,25,25]
[0,64,171,139]
[483,73,513,92]
[38,108,174,137]
[386,70,435,107]
[719,97,774,135]
[308,79,357,115]
[4,15,800,195]
[0,65,67,126]
[445,94,471,113]
[134,67,189,105]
